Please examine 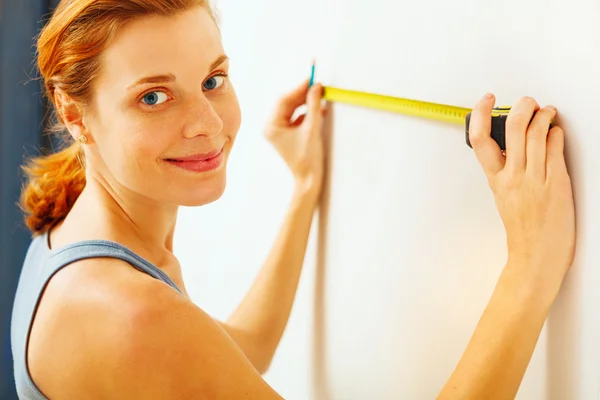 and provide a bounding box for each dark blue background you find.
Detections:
[1,1,60,398]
